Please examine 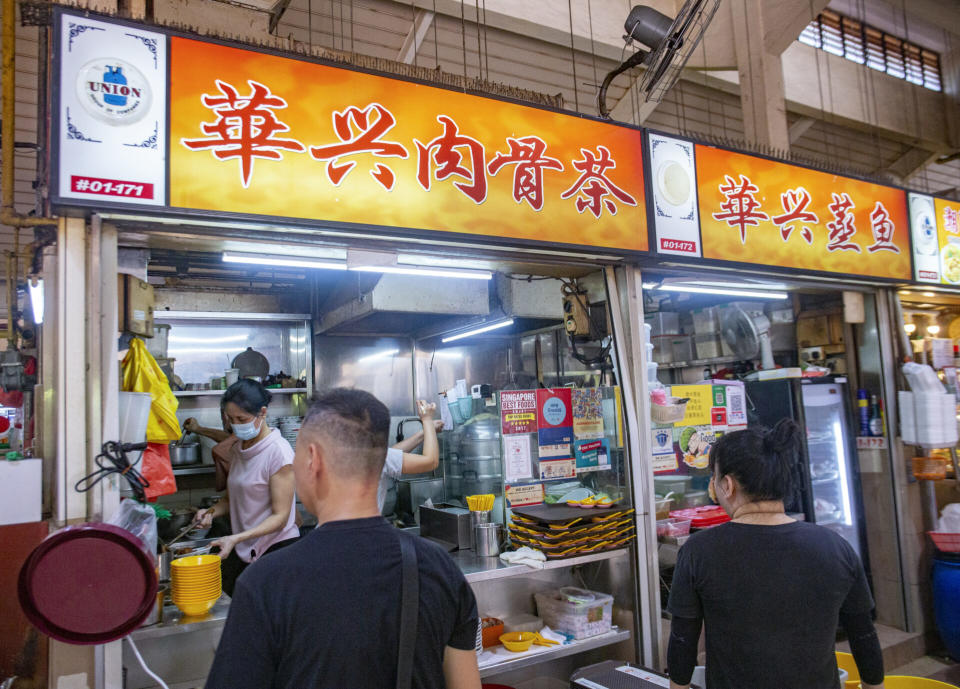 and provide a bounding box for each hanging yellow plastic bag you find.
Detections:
[121,338,181,443]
